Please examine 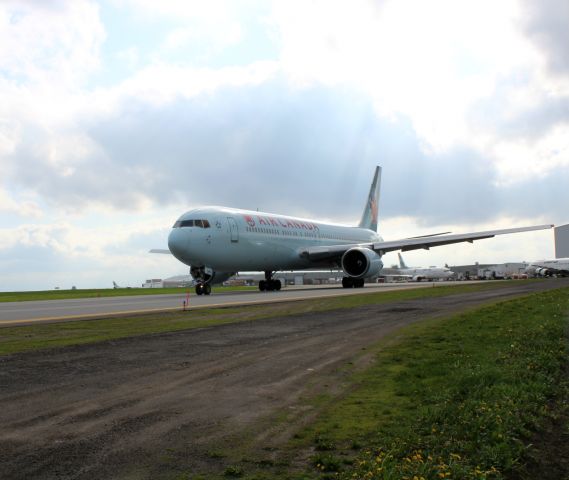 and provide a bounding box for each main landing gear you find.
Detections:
[342,277,365,288]
[195,283,211,295]
[259,271,281,292]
